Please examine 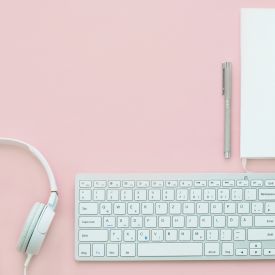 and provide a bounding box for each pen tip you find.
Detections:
[224,152,231,159]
